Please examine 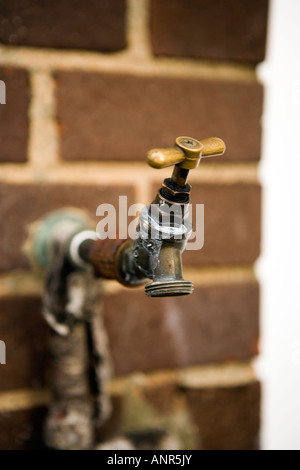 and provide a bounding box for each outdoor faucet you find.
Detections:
[134,136,225,296]
[67,136,225,297]
[29,136,225,298]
